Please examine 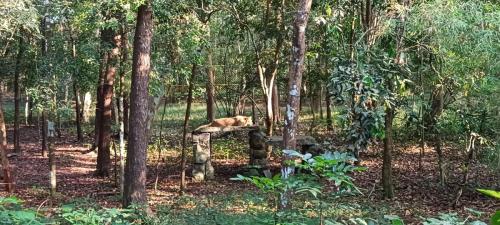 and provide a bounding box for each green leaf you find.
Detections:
[477,189,500,199]
[491,211,500,225]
